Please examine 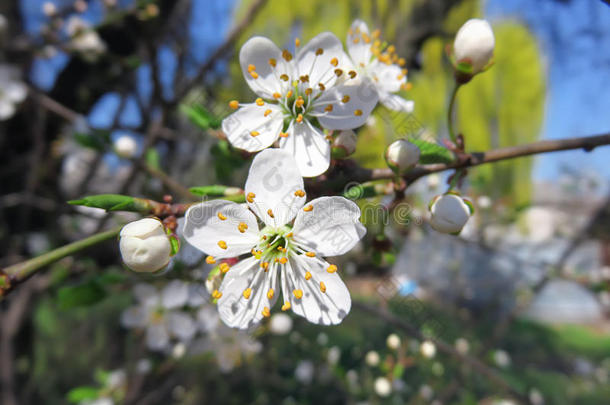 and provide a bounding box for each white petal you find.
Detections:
[279,121,330,178]
[244,148,306,226]
[121,305,149,328]
[167,311,197,341]
[239,36,290,98]
[4,81,27,103]
[183,200,260,259]
[370,61,404,93]
[292,196,366,256]
[222,103,284,152]
[133,283,159,307]
[296,32,347,95]
[312,81,378,130]
[217,257,279,330]
[161,280,189,309]
[0,98,15,120]
[379,92,414,113]
[284,255,351,325]
[347,20,372,68]
[146,323,170,351]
